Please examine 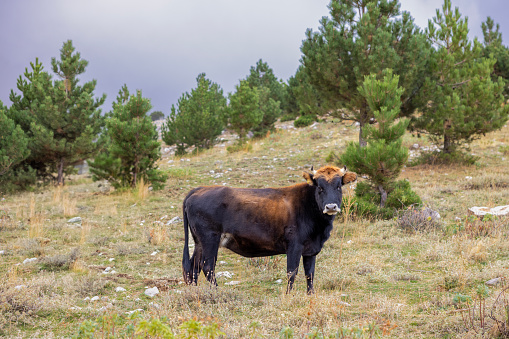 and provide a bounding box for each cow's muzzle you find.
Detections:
[323,203,340,215]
